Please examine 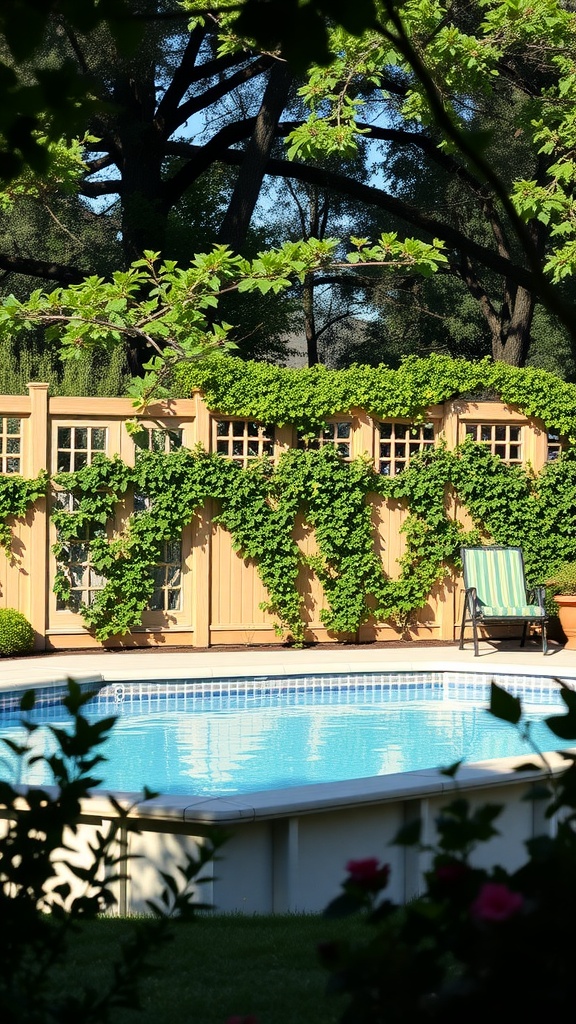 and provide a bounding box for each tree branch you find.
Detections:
[458,256,501,337]
[155,23,206,130]
[0,255,85,284]
[189,143,537,291]
[80,180,123,198]
[166,54,275,137]
[357,123,485,194]
[218,60,294,251]
[376,0,576,341]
